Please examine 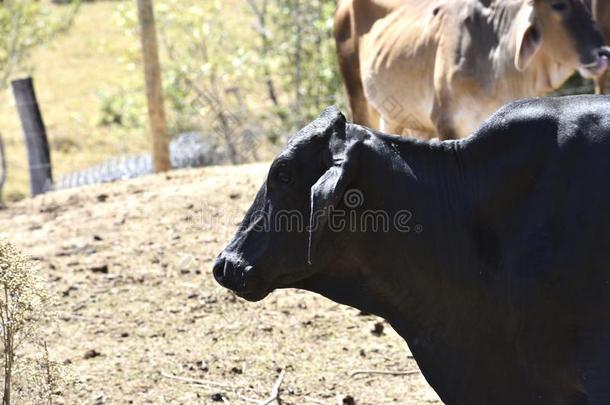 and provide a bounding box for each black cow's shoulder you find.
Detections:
[461,95,610,154]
